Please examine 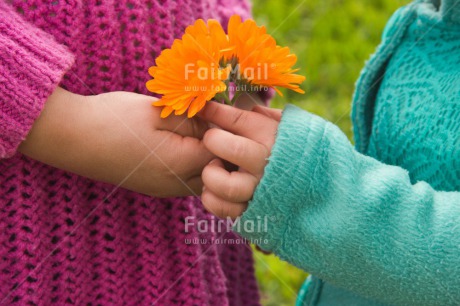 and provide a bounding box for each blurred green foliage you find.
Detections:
[251,1,410,305]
